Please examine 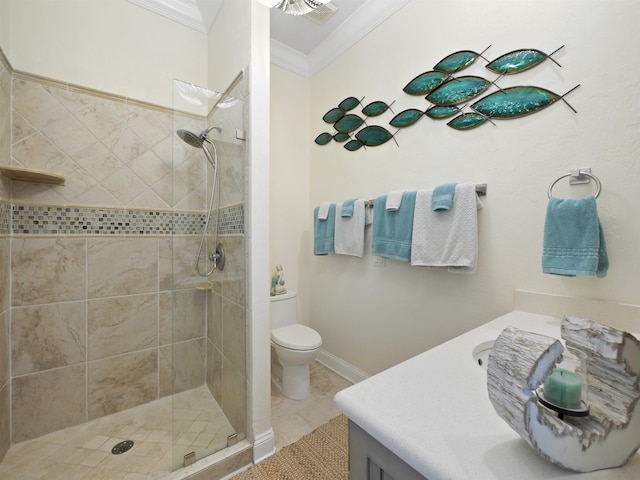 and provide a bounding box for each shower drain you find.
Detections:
[111,440,134,454]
